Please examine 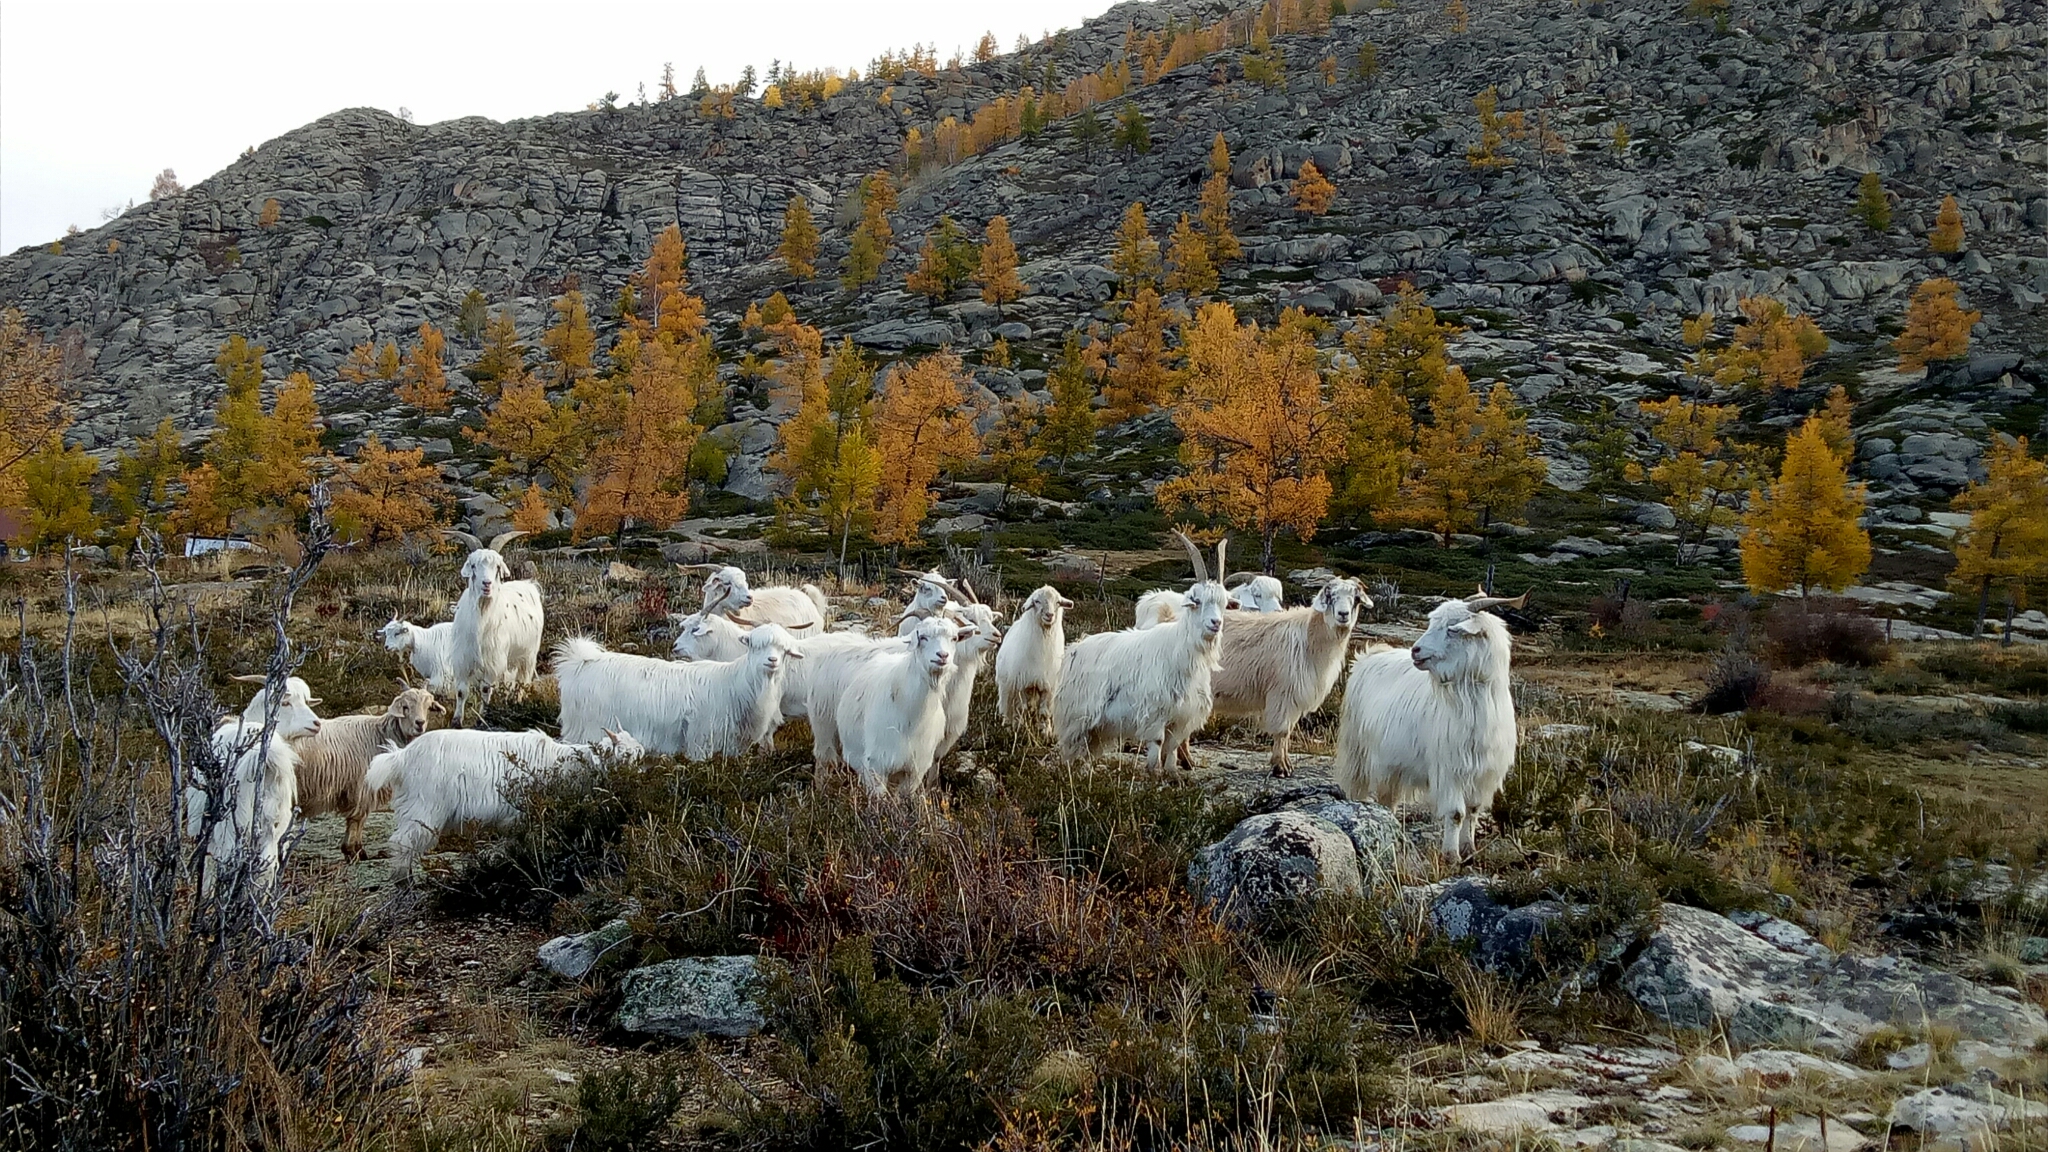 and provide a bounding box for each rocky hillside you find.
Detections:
[2,0,2043,515]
